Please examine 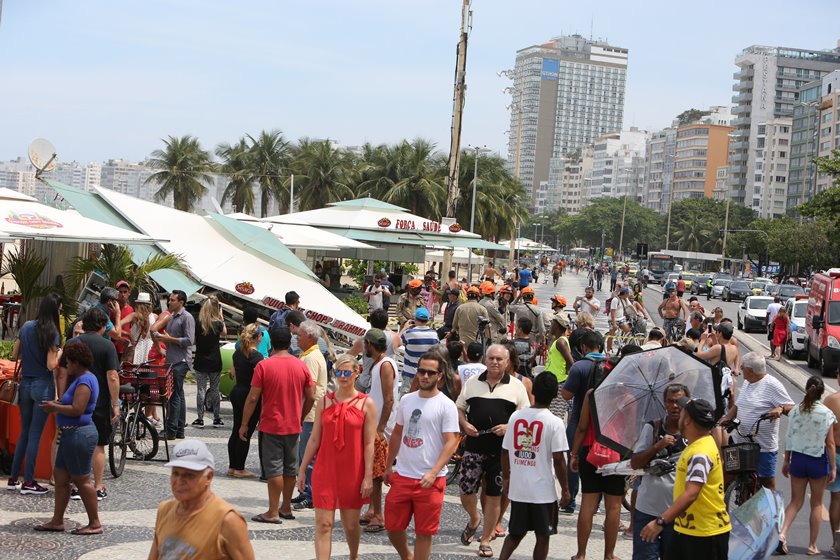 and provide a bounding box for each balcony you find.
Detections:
[732,117,752,127]
[734,68,754,80]
[731,104,750,115]
[728,152,748,163]
[732,92,753,103]
[729,140,749,151]
[733,81,753,92]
